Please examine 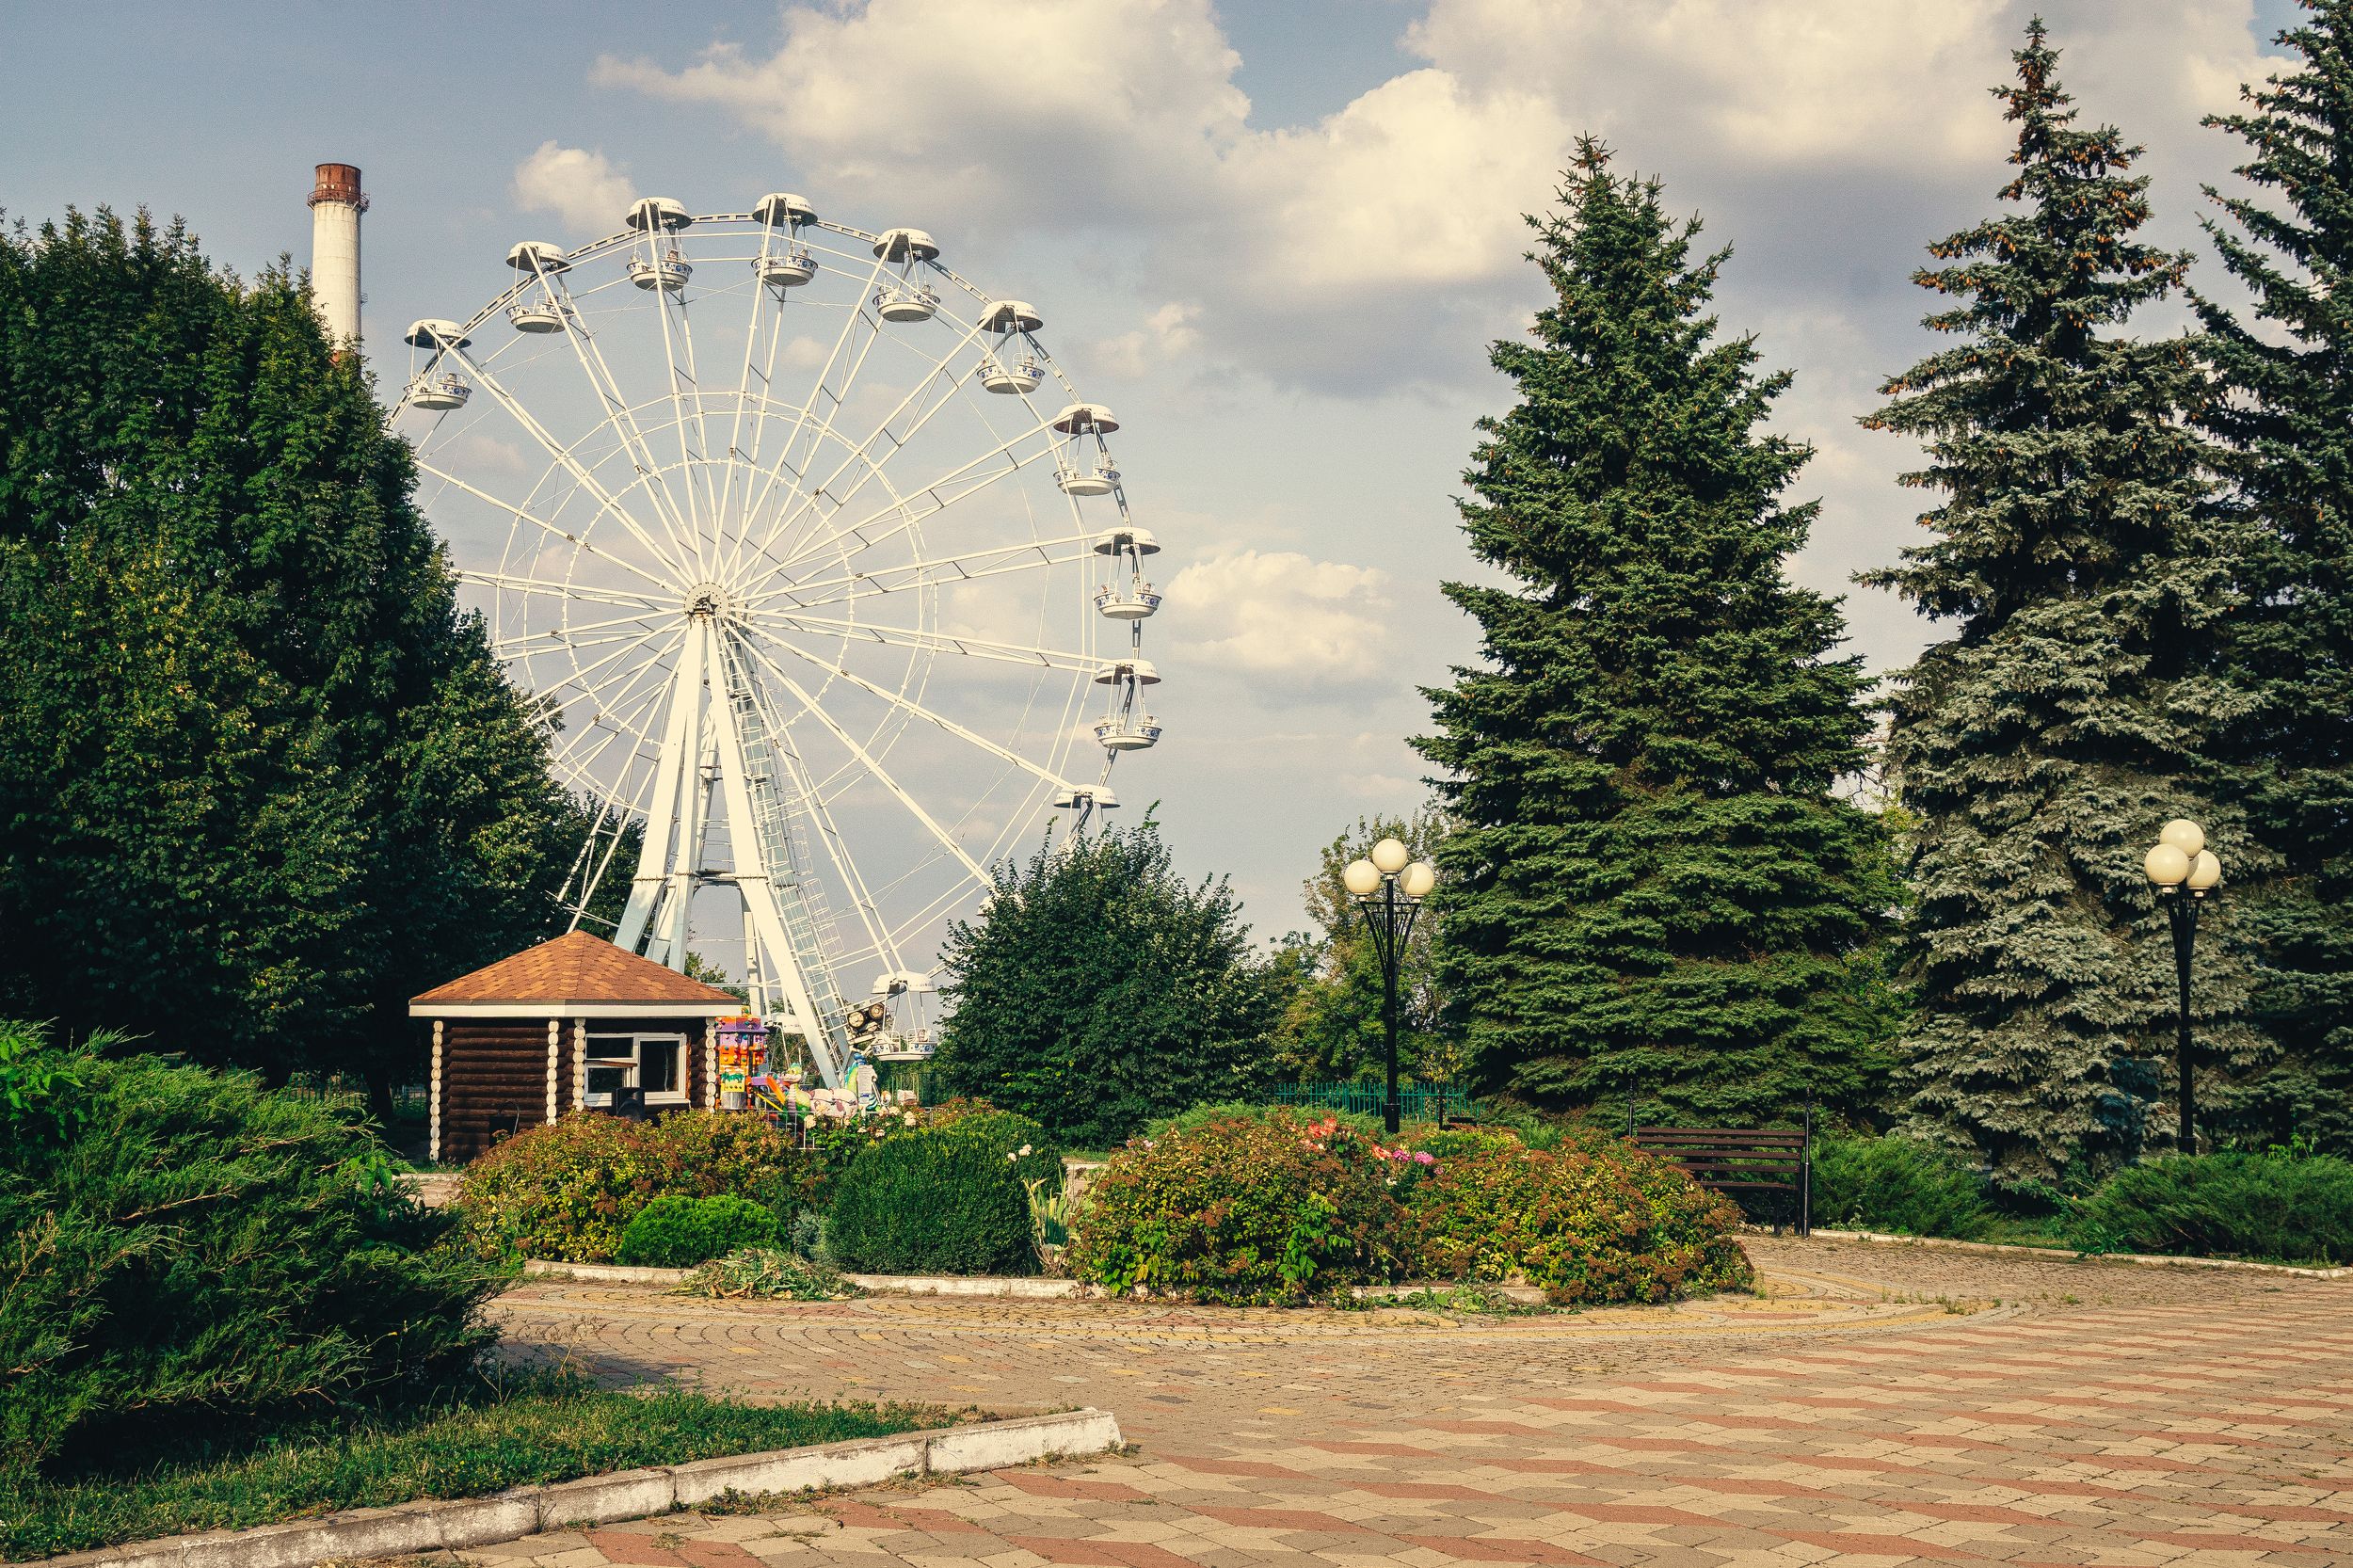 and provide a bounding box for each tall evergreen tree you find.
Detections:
[1864,23,2258,1184]
[1415,143,1897,1126]
[0,209,585,1100]
[2195,0,2353,1153]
